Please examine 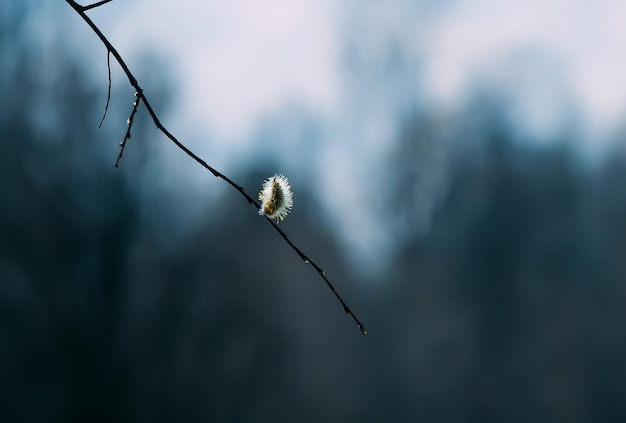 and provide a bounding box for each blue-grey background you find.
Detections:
[1,1,626,422]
